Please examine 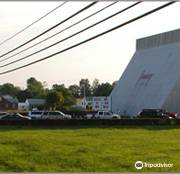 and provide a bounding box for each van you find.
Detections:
[28,111,43,119]
[28,110,71,119]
